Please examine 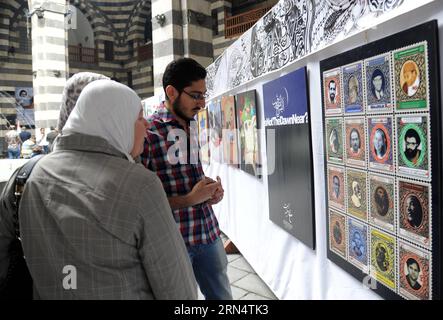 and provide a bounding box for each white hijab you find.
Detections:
[62,79,141,162]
